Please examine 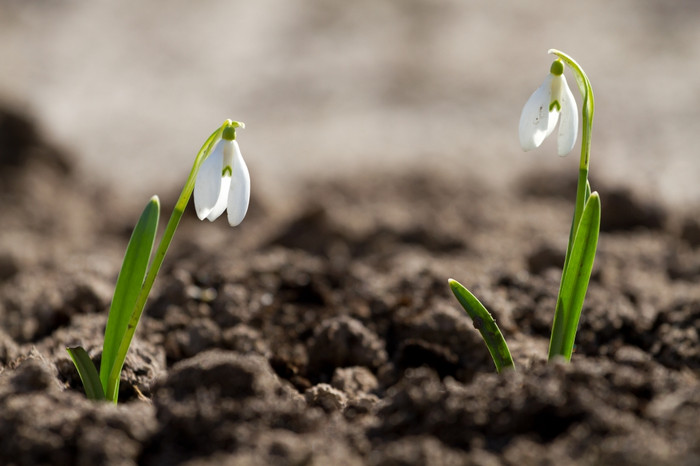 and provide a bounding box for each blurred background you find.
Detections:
[1,0,699,207]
